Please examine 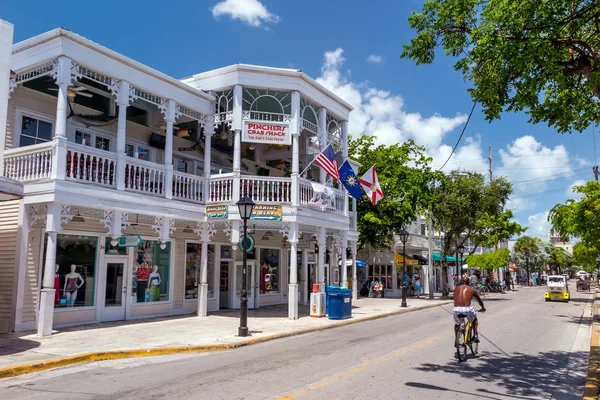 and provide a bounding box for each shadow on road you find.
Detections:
[405,382,538,400]
[413,349,587,399]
